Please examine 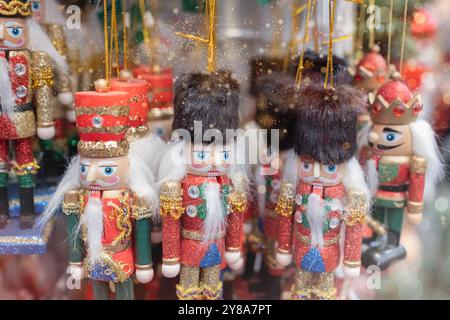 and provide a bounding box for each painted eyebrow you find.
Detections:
[98,161,118,166]
[383,127,402,133]
[5,22,23,27]
[80,160,90,165]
